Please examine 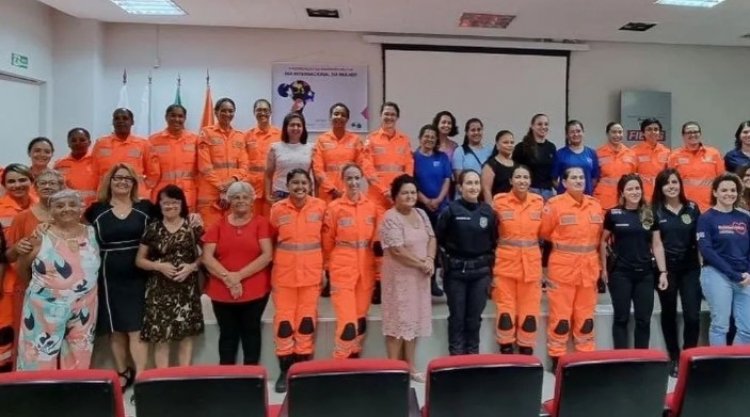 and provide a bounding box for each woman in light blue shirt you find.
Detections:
[452,118,493,180]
